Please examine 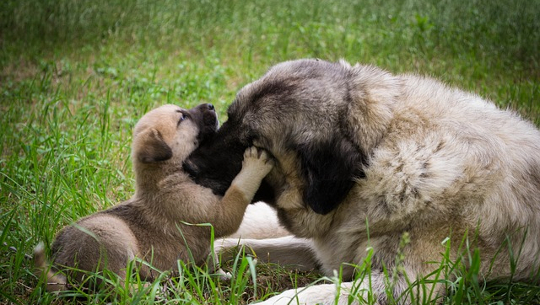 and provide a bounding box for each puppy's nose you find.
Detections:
[207,103,215,111]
